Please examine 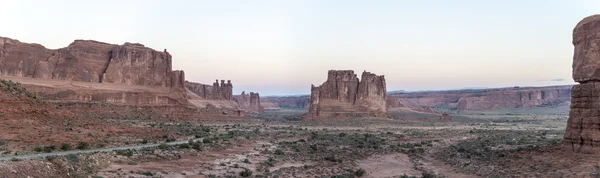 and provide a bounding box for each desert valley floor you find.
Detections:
[0,88,593,178]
